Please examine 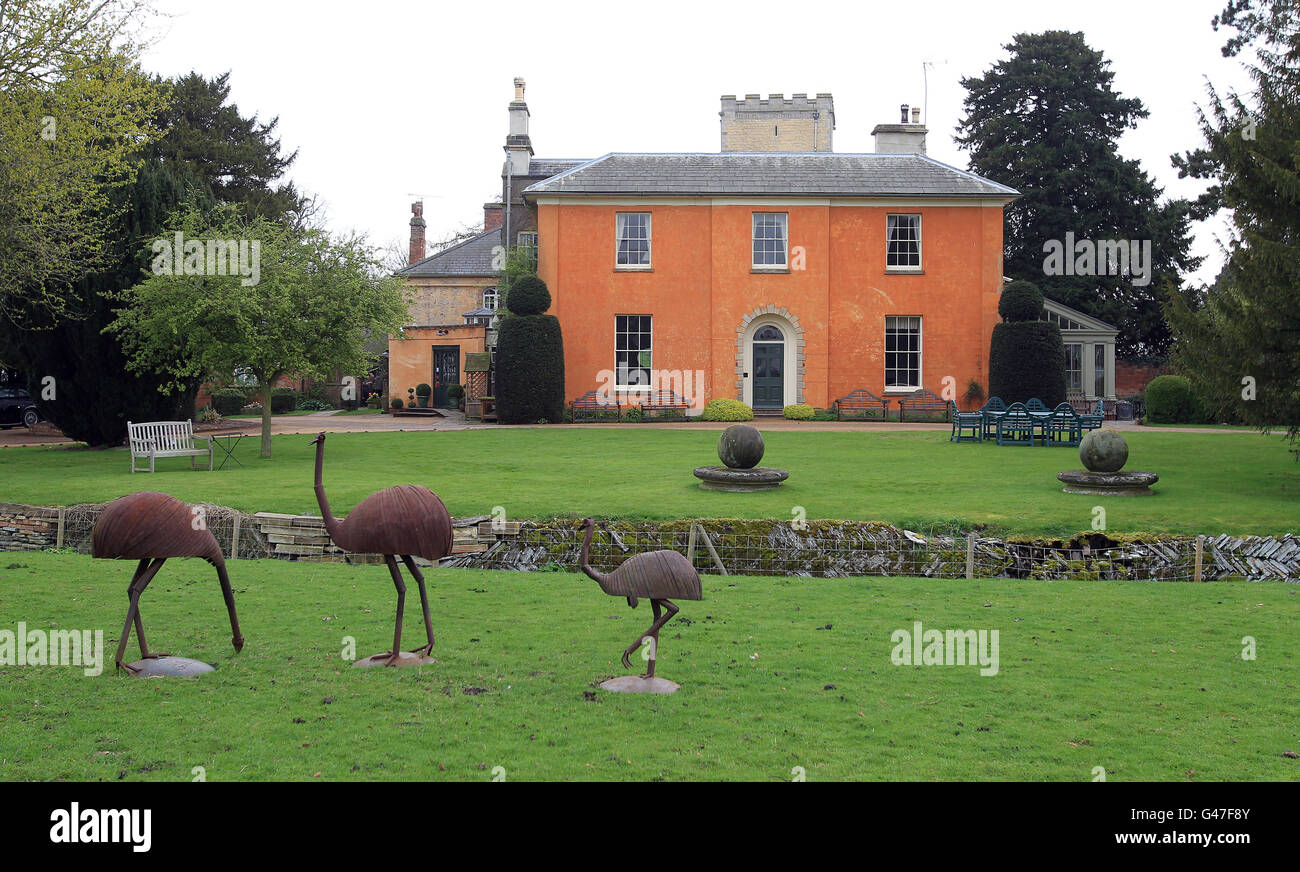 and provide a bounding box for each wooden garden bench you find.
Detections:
[833,388,890,421]
[1043,403,1083,447]
[570,390,621,423]
[897,389,953,422]
[127,420,213,473]
[639,390,691,419]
